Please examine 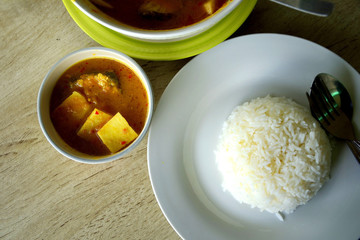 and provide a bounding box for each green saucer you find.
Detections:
[62,0,257,60]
